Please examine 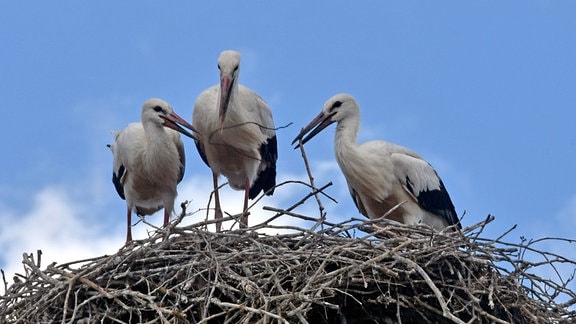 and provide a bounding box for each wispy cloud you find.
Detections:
[0,185,124,293]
